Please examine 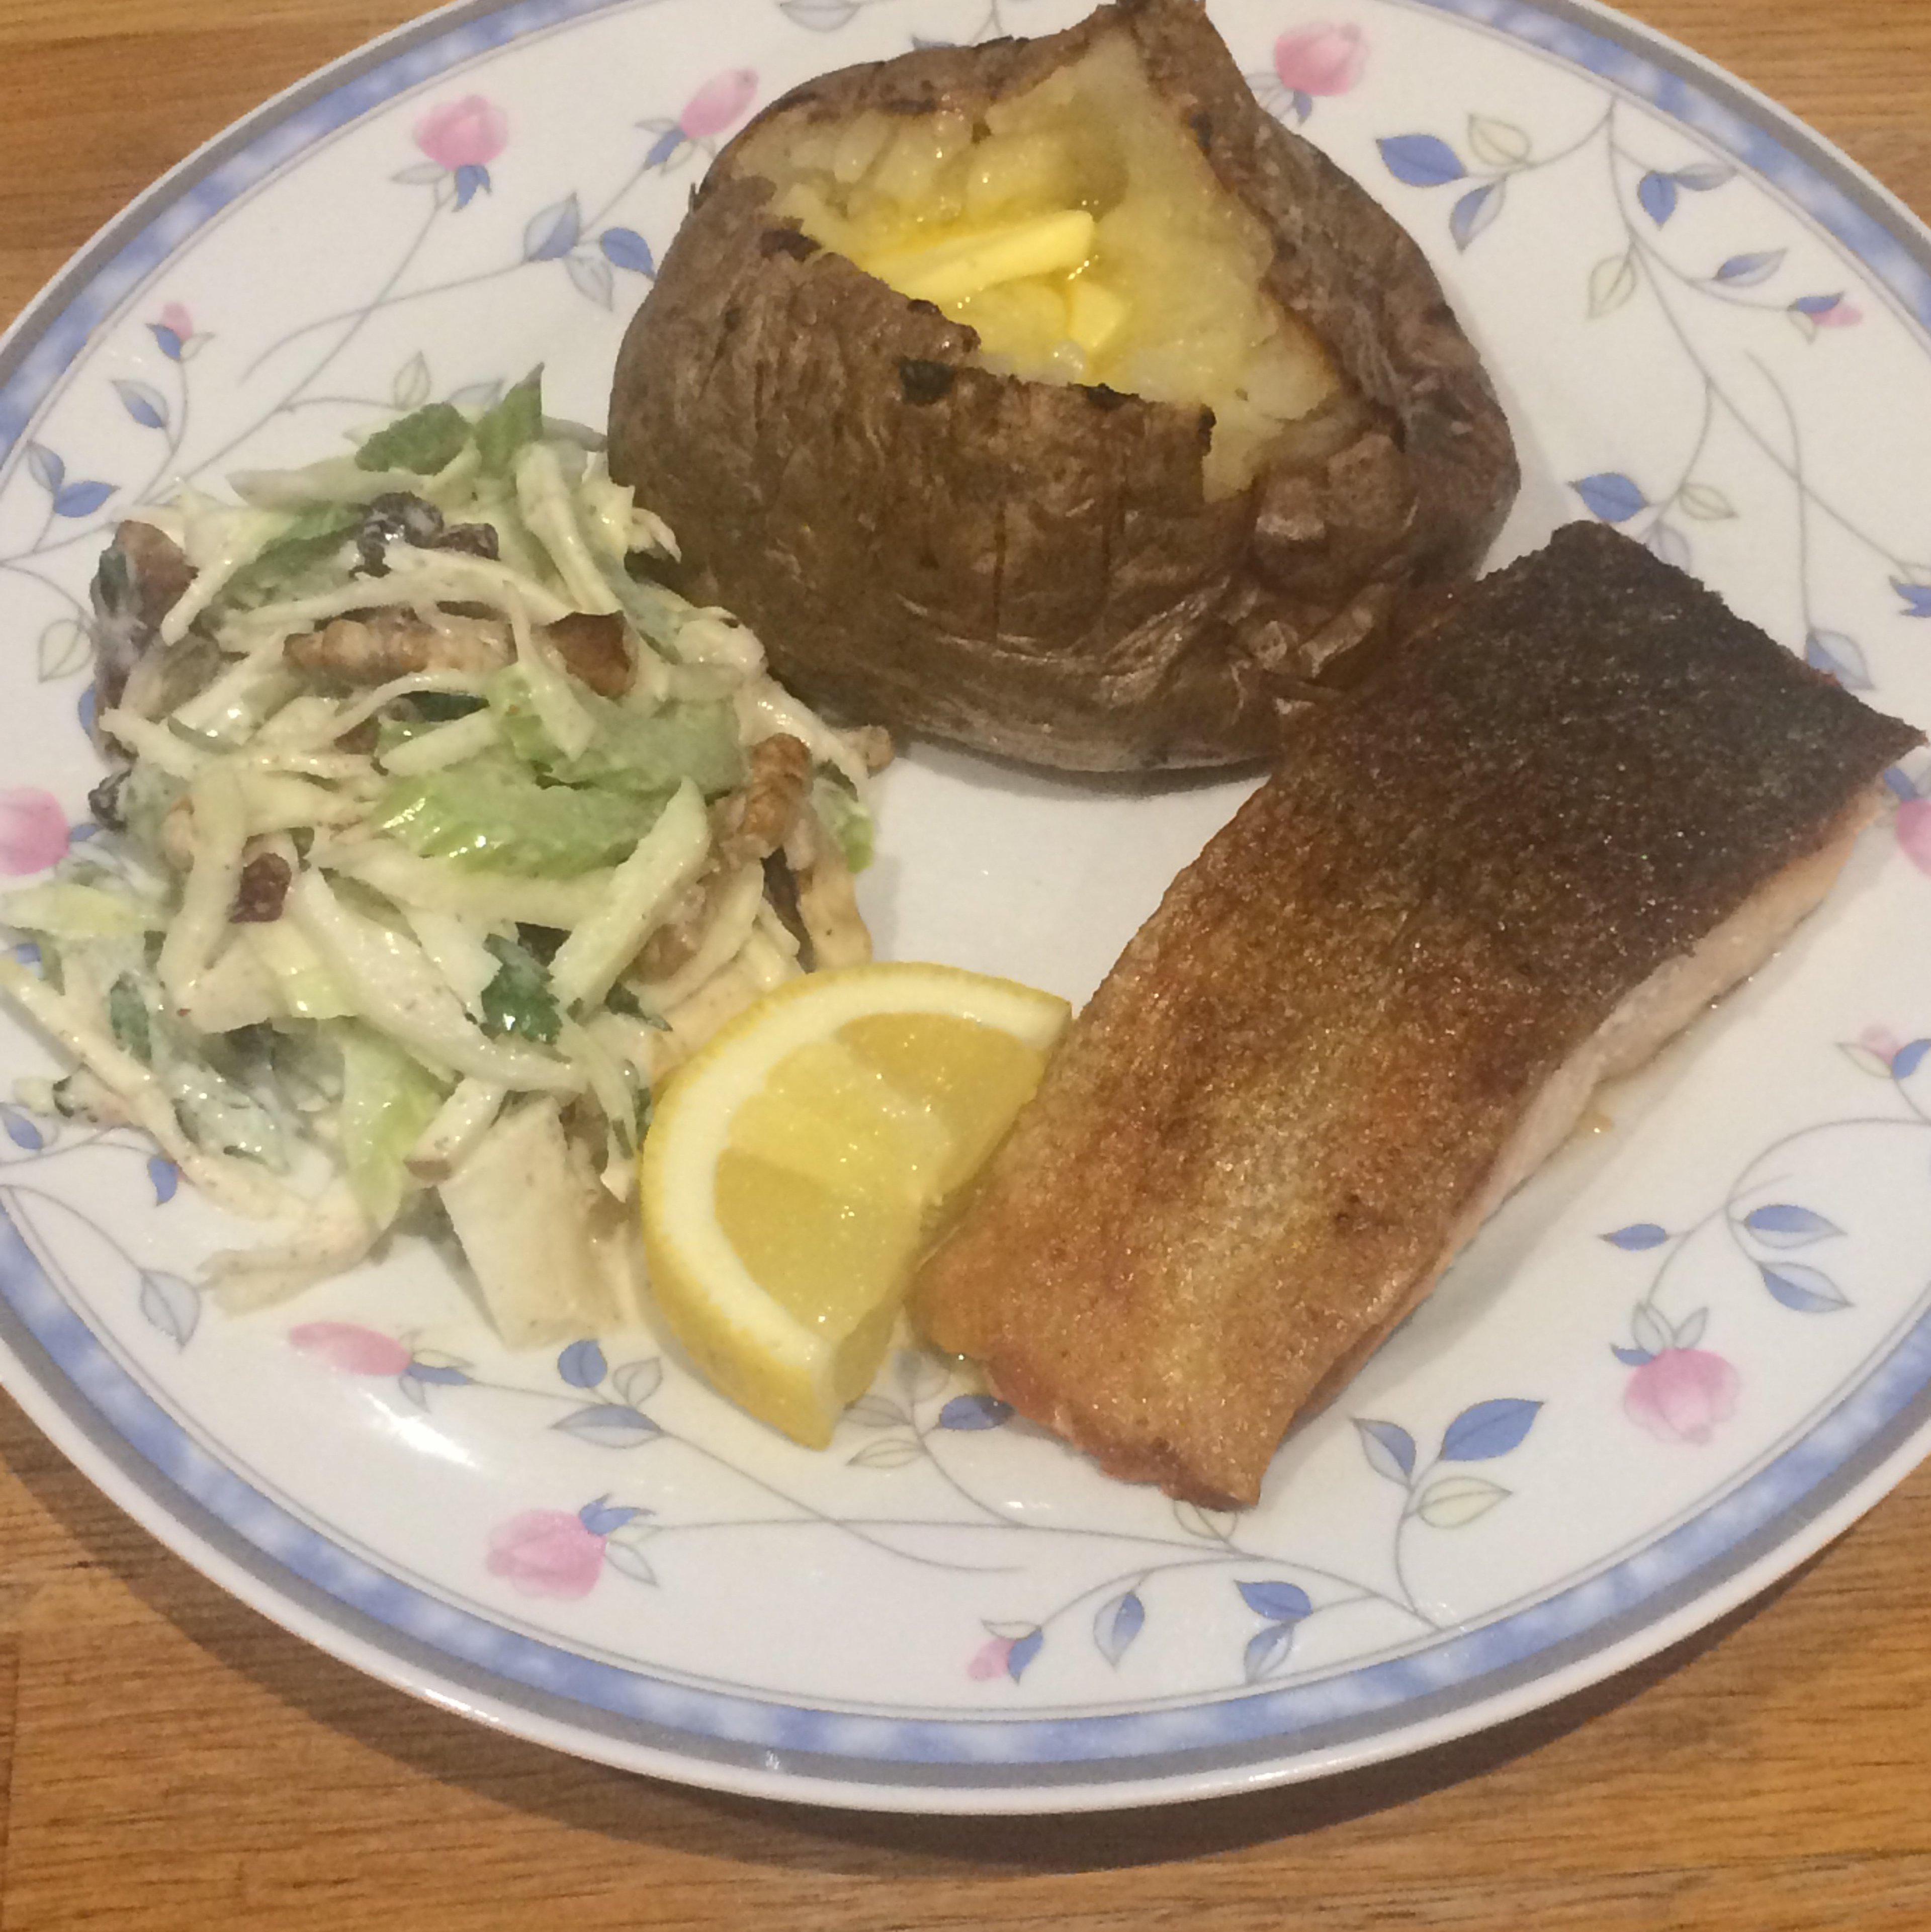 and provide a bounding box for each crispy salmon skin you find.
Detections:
[913,522,1922,1507]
